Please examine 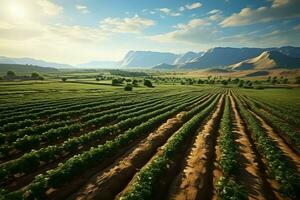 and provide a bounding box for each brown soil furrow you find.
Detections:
[234,94,286,200]
[68,112,187,200]
[248,109,300,171]
[211,129,222,200]
[229,94,265,200]
[167,95,224,200]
